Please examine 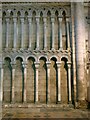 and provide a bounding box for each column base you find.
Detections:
[23,101,27,104]
[44,47,47,51]
[67,47,71,51]
[59,48,63,51]
[57,101,61,104]
[28,47,32,51]
[35,101,39,104]
[35,47,39,51]
[11,101,15,104]
[46,101,51,104]
[12,48,16,51]
[51,48,55,51]
[68,101,72,104]
[20,48,24,51]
